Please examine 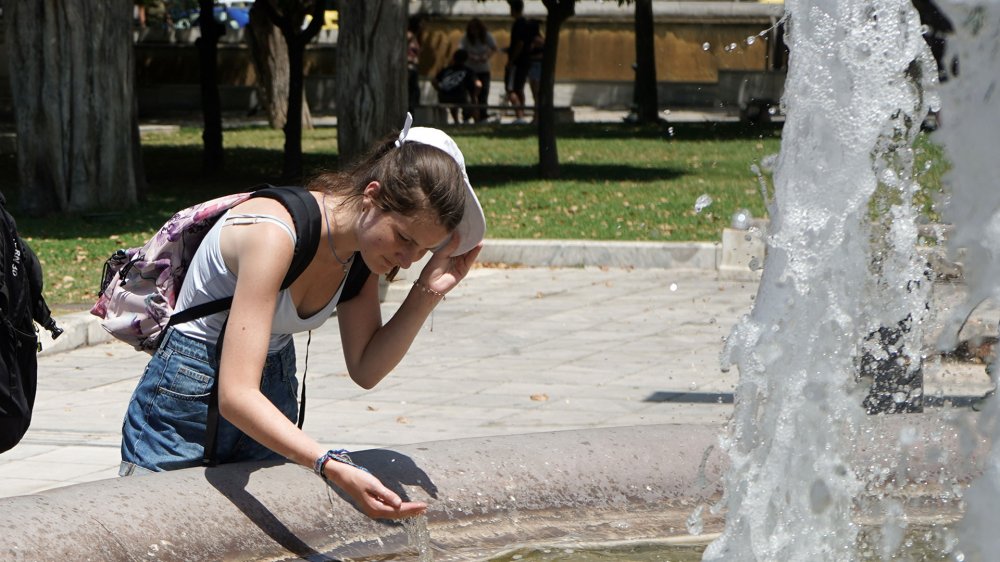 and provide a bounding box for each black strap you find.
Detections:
[299,331,311,429]
[338,252,371,304]
[202,318,227,466]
